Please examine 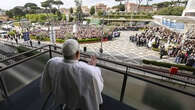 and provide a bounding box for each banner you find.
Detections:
[23,32,30,41]
[49,27,56,44]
